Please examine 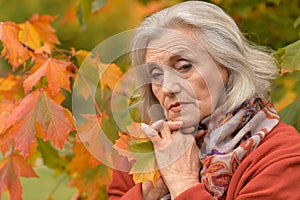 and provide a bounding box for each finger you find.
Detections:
[142,180,154,197]
[141,123,161,144]
[166,121,182,131]
[155,177,169,196]
[159,121,173,140]
[180,126,196,134]
[151,119,165,131]
[194,129,207,140]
